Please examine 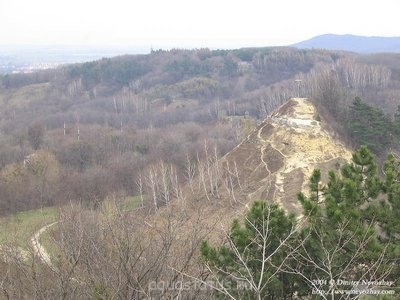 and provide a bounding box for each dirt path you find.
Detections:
[256,121,289,207]
[30,221,57,269]
[256,121,284,202]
